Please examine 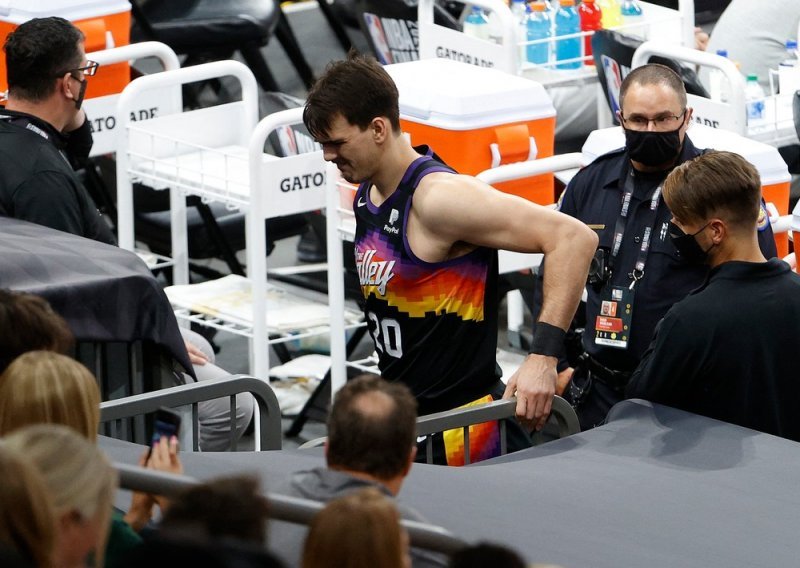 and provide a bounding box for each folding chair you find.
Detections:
[129,0,315,92]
